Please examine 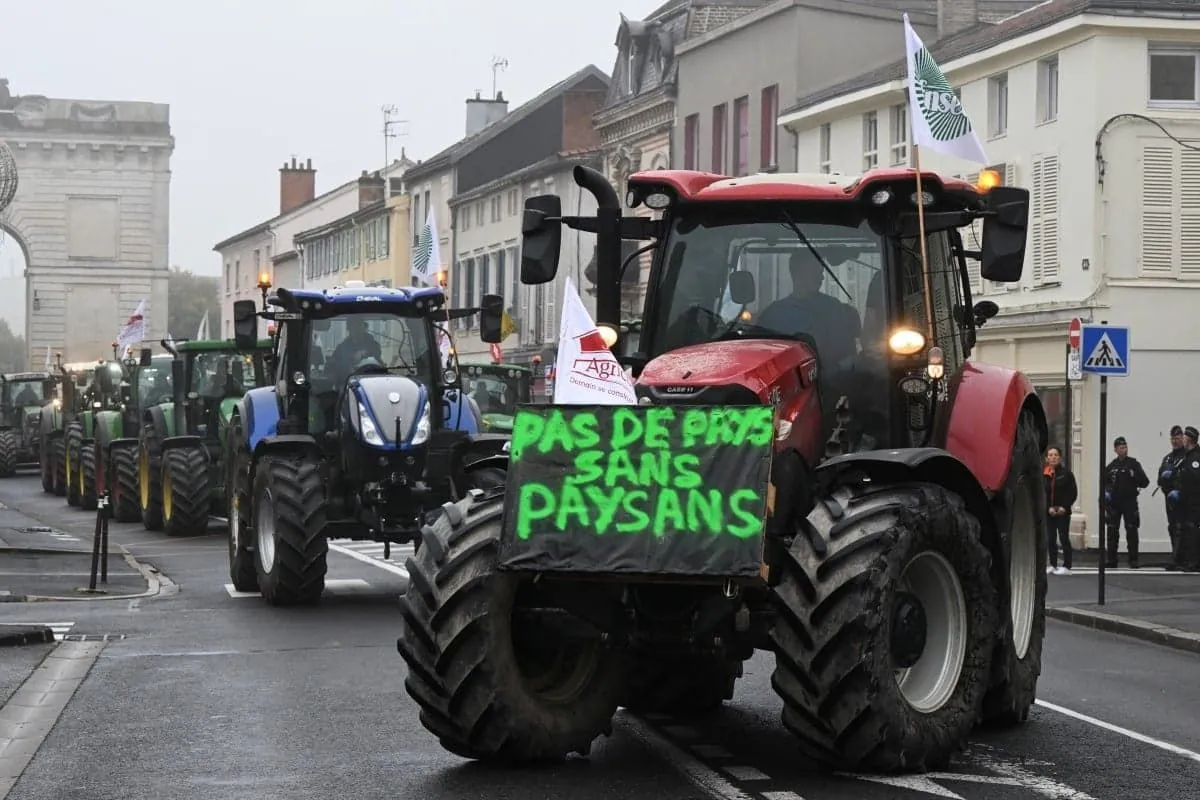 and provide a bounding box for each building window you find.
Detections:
[507,188,518,215]
[1037,386,1070,468]
[760,85,778,170]
[234,259,240,290]
[712,102,727,173]
[684,113,700,170]
[495,249,506,308]
[889,103,908,165]
[423,191,430,225]
[224,262,231,294]
[1150,48,1200,105]
[988,74,1009,137]
[412,194,422,242]
[819,123,831,173]
[476,202,484,227]
[461,204,470,231]
[862,111,878,170]
[1038,56,1059,123]
[463,257,476,328]
[733,96,750,176]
